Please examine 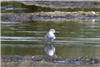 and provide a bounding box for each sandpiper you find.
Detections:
[44,29,58,45]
